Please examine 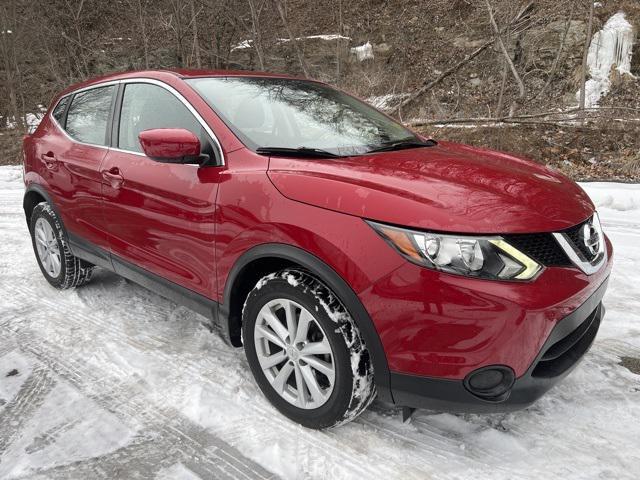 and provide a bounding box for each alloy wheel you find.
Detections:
[34,217,61,278]
[254,298,335,409]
